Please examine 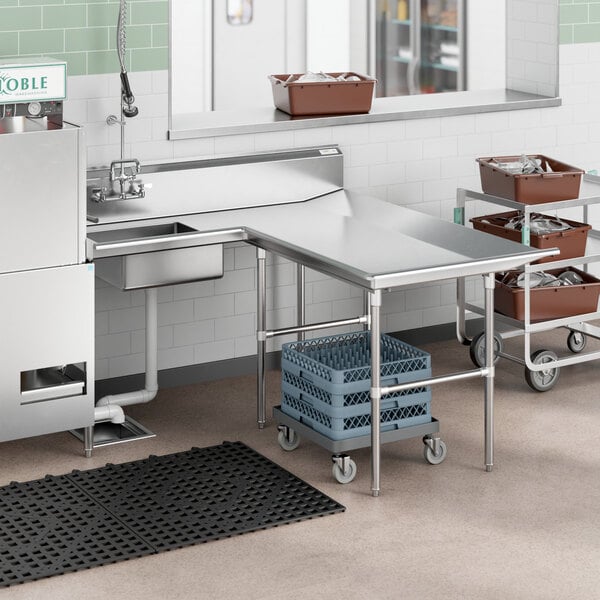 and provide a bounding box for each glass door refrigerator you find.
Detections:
[375,0,466,97]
